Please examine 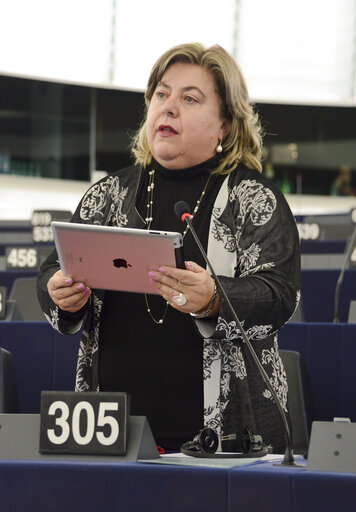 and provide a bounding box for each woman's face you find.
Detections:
[146,62,229,169]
